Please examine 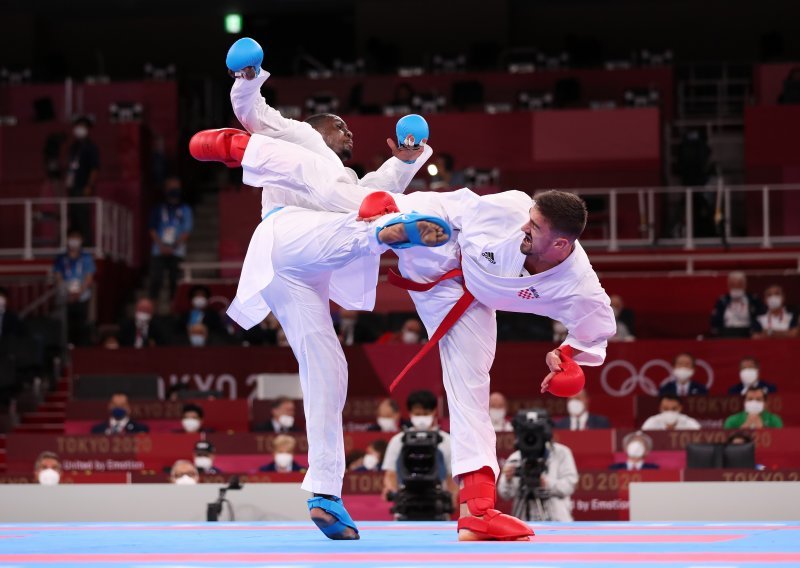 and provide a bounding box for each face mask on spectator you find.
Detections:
[489,408,506,423]
[194,456,212,471]
[626,440,646,459]
[0,297,6,314]
[673,368,694,382]
[277,414,295,429]
[110,407,128,421]
[766,295,783,310]
[182,418,201,433]
[362,453,379,471]
[192,297,208,310]
[567,399,586,417]
[402,331,420,344]
[67,238,82,250]
[729,288,745,300]
[189,334,206,347]
[174,474,197,485]
[740,368,759,386]
[135,311,151,326]
[377,417,398,432]
[73,125,88,139]
[274,452,294,470]
[410,414,434,430]
[744,400,764,415]
[38,468,60,486]
[660,410,680,425]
